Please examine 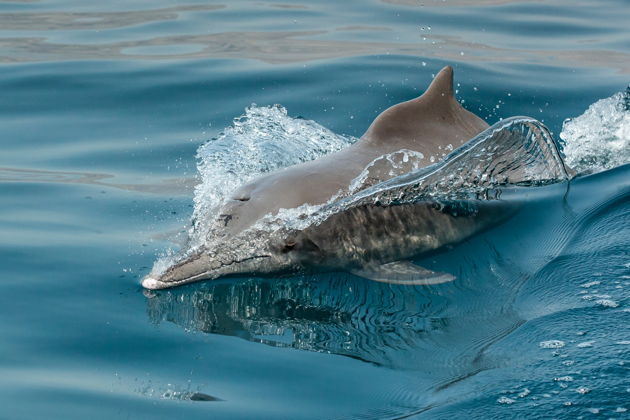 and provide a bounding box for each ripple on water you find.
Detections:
[122,44,207,56]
